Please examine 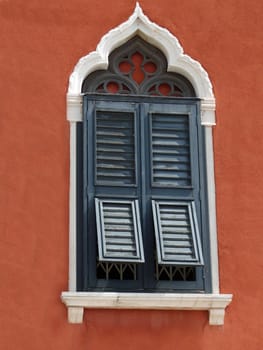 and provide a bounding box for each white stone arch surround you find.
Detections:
[67,3,215,125]
[62,3,232,325]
